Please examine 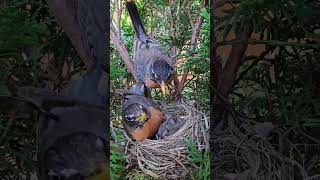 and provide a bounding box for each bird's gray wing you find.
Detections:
[56,0,108,107]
